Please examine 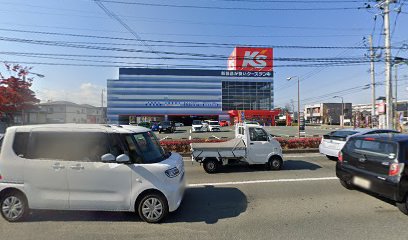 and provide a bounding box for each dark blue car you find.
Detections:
[151,122,160,131]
